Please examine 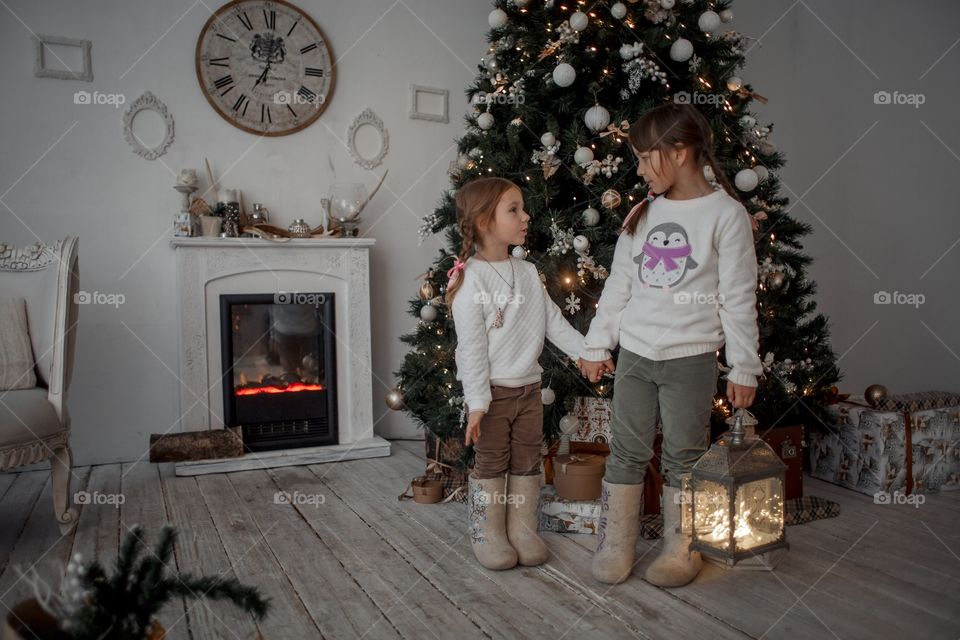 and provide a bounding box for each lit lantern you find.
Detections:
[687,410,789,567]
